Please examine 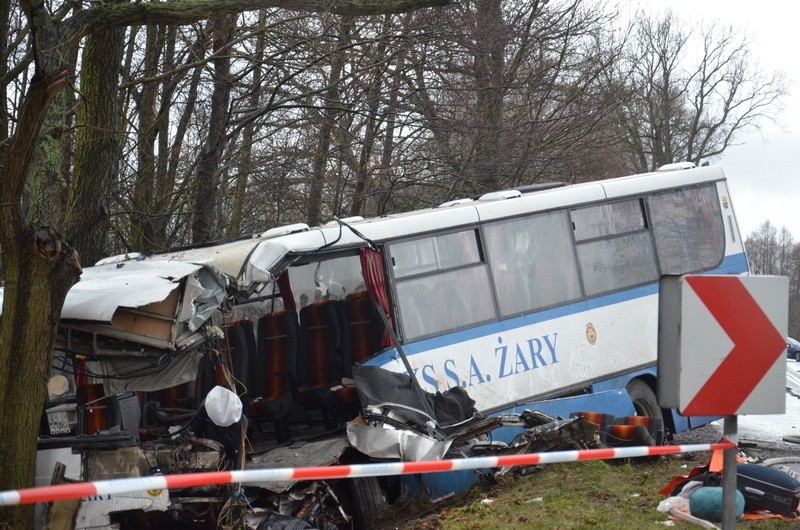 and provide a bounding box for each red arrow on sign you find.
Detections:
[682,276,786,415]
